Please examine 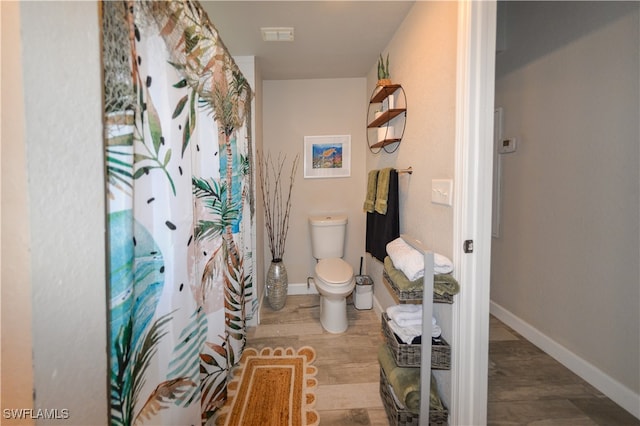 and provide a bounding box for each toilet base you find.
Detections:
[320,295,348,333]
